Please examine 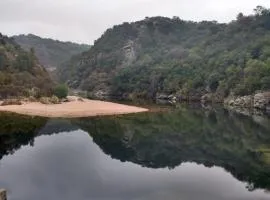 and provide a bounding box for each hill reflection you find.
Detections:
[1,106,270,191]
